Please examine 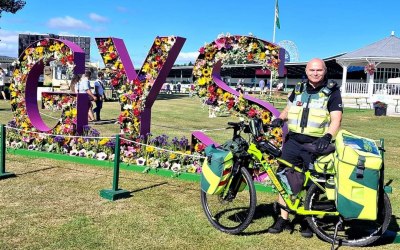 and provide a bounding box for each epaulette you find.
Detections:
[321,80,337,96]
